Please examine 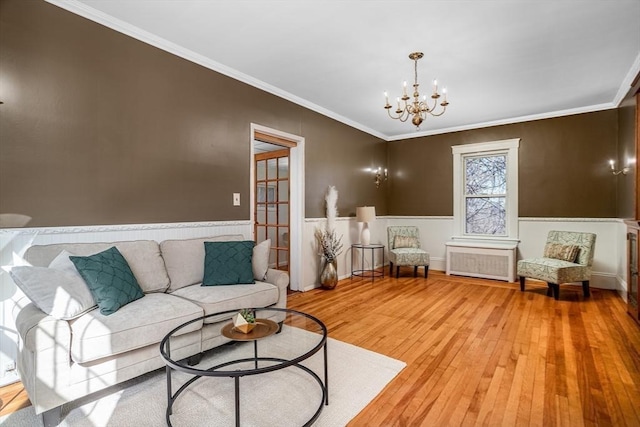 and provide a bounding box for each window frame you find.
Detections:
[452,138,520,241]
